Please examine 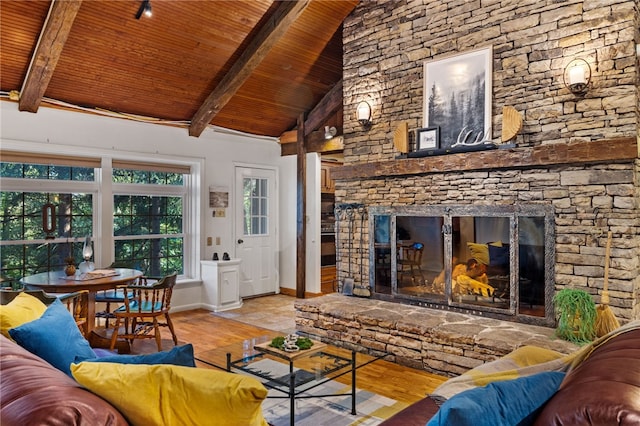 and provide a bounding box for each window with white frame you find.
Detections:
[242,177,268,236]
[111,162,187,277]
[0,152,196,286]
